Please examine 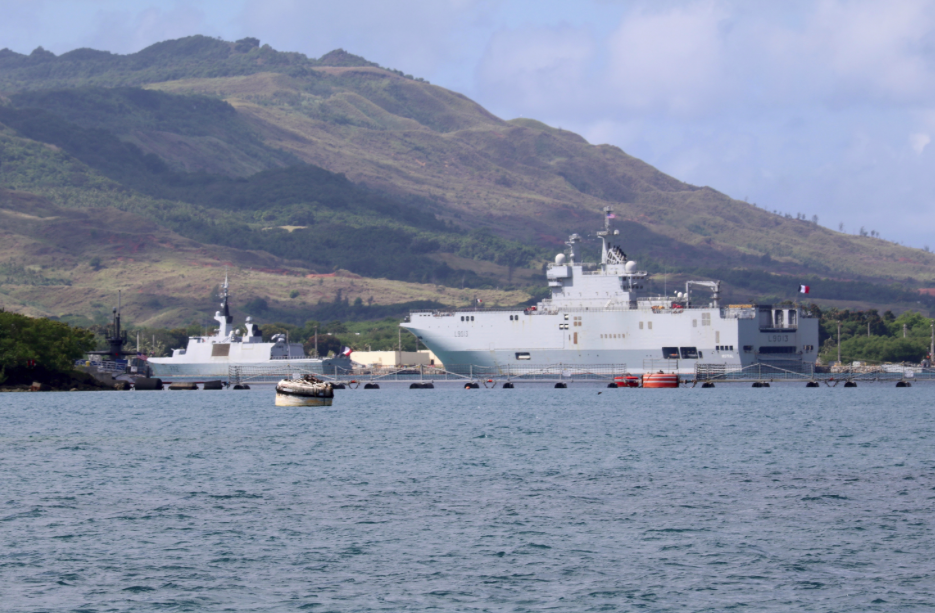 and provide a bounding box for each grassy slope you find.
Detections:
[0,189,528,325]
[147,69,935,284]
[0,108,544,288]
